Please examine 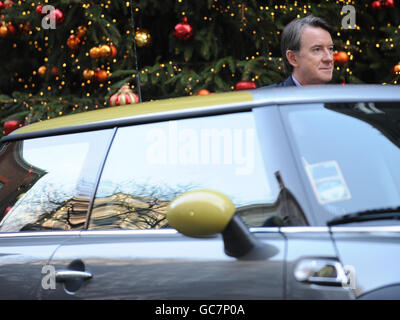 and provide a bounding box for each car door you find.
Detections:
[283,227,354,299]
[0,129,113,299]
[331,226,400,299]
[270,102,355,299]
[253,105,354,299]
[41,110,288,299]
[0,231,80,299]
[276,100,400,299]
[41,229,286,299]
